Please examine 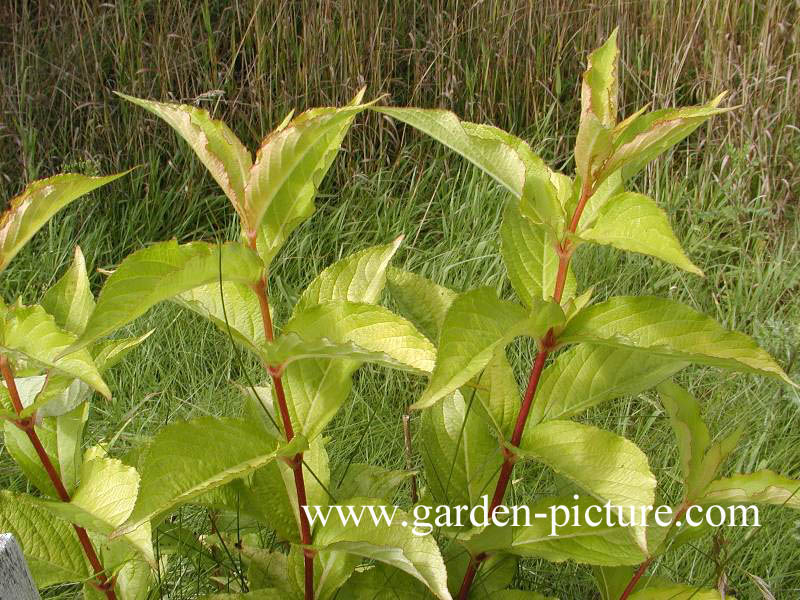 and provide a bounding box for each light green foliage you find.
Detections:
[314,497,451,599]
[415,287,563,409]
[72,240,263,351]
[282,301,436,374]
[41,245,95,335]
[462,496,645,566]
[0,490,90,586]
[386,268,457,341]
[560,296,793,384]
[576,192,703,275]
[627,585,729,600]
[421,390,502,507]
[37,456,154,565]
[518,420,656,550]
[335,464,413,501]
[532,346,686,423]
[697,471,800,509]
[1,304,110,398]
[119,417,307,534]
[0,172,127,273]
[293,237,402,316]
[500,202,576,304]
